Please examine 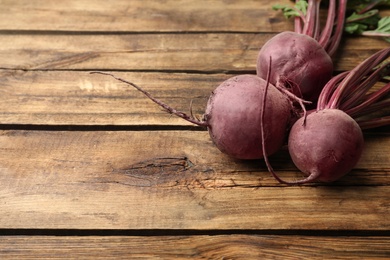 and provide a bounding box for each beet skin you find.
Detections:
[288,109,364,182]
[205,74,291,160]
[257,32,333,102]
